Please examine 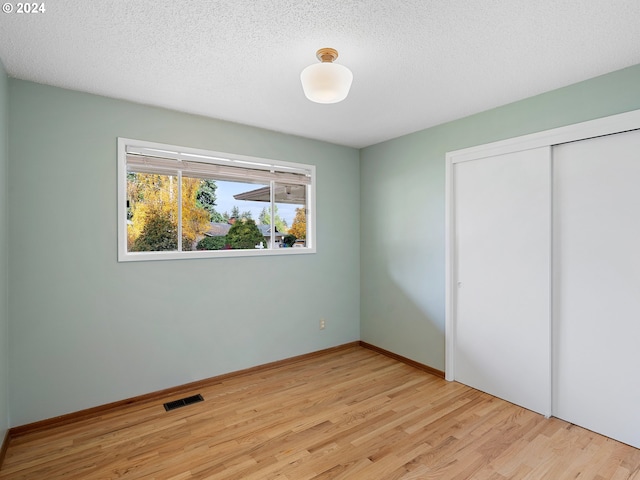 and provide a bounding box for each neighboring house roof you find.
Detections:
[205,223,231,237]
[257,225,284,238]
[205,222,284,239]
